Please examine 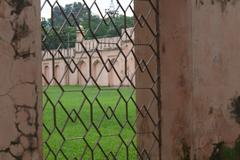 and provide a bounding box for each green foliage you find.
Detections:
[42,23,76,49]
[230,96,240,124]
[52,2,88,27]
[83,15,134,39]
[181,140,190,160]
[209,138,240,160]
[42,2,134,49]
